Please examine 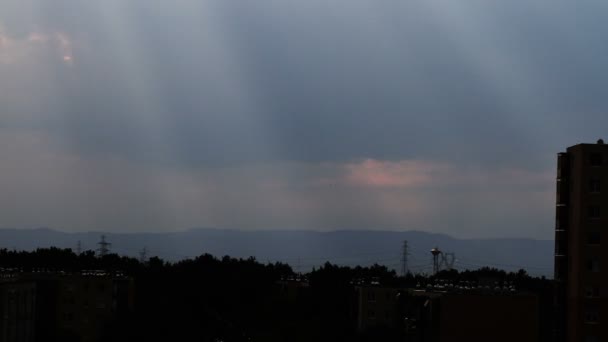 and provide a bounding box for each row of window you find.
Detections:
[555,179,601,206]
[555,209,603,229]
[585,286,601,298]
[555,232,601,256]
[556,152,603,180]
[590,153,604,167]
